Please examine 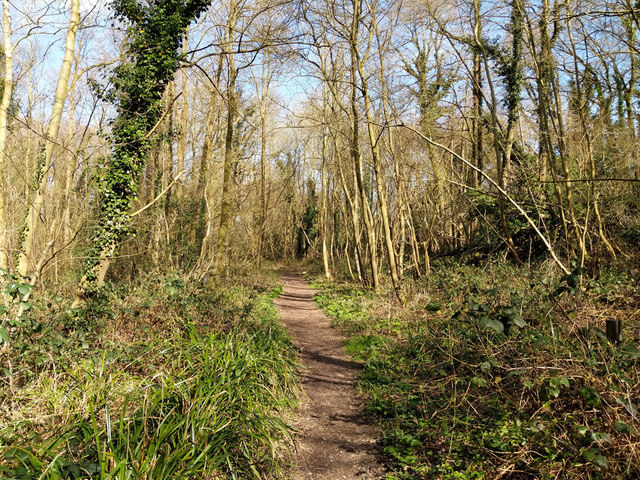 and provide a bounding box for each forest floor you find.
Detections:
[275,272,386,479]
